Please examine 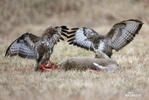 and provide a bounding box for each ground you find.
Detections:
[0,0,149,100]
